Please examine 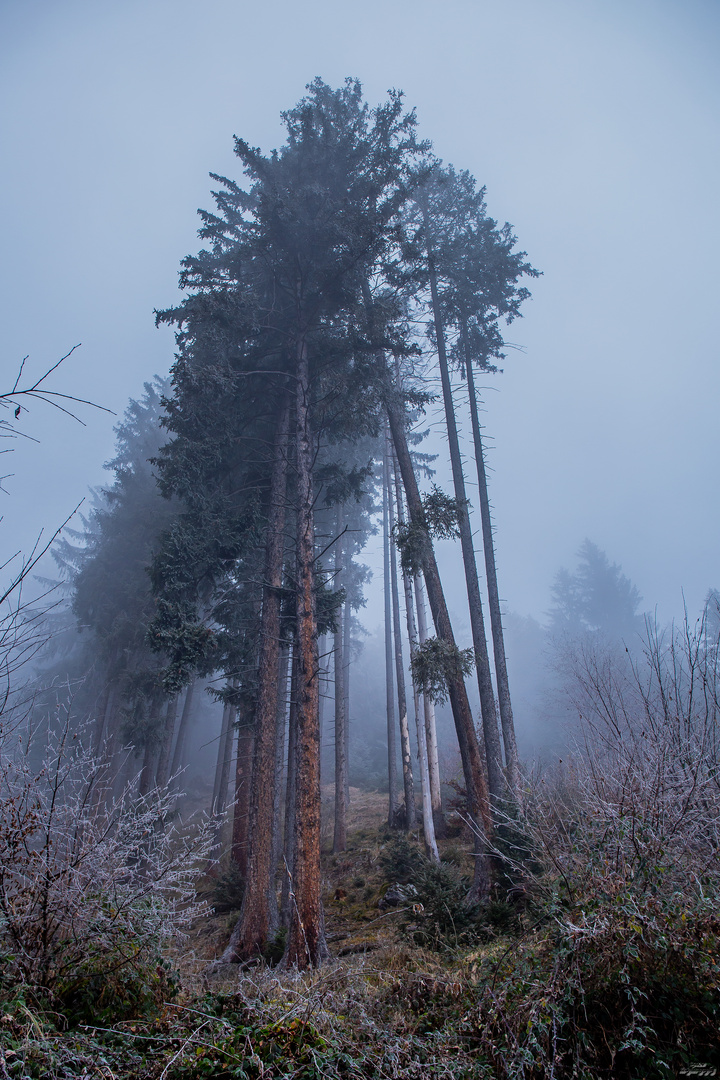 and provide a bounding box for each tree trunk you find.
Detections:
[224,396,290,960]
[280,648,299,926]
[318,633,326,784]
[426,249,505,805]
[464,337,521,801]
[155,693,180,790]
[211,698,234,816]
[207,695,235,872]
[91,680,114,757]
[269,642,291,932]
[387,396,491,897]
[413,573,444,828]
[342,592,351,809]
[387,433,415,828]
[91,681,118,808]
[333,509,348,853]
[170,678,196,782]
[393,457,438,860]
[231,716,254,877]
[285,333,326,968]
[383,435,399,826]
[138,728,158,798]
